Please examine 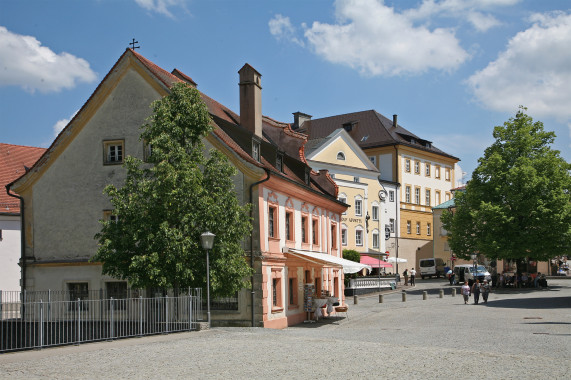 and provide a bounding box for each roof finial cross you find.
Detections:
[129,38,140,50]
